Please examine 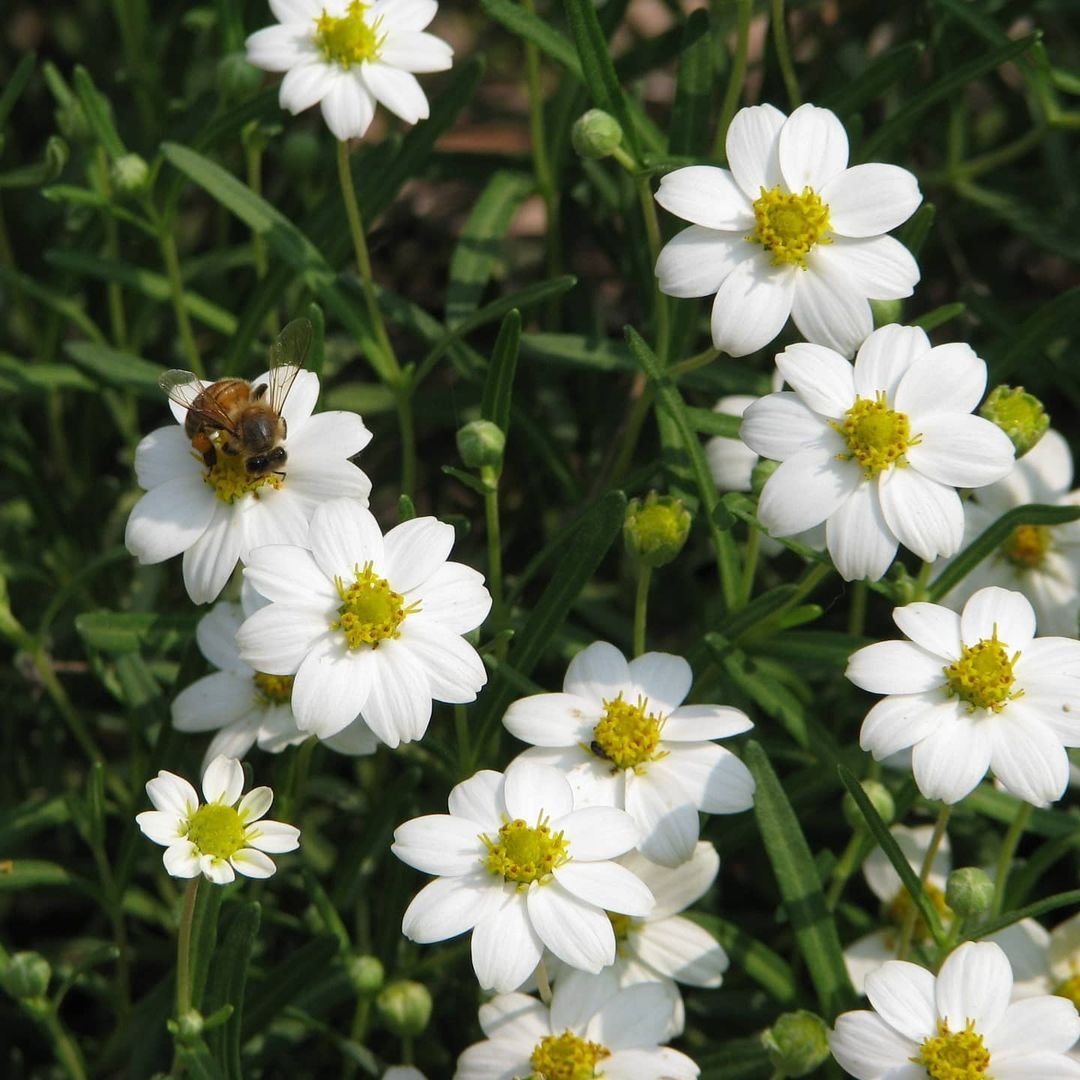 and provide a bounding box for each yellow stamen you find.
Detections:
[942,630,1022,713]
[529,1030,610,1080]
[912,1018,990,1079]
[332,562,417,649]
[589,694,665,771]
[749,185,832,267]
[482,816,569,887]
[314,2,384,68]
[831,393,919,478]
